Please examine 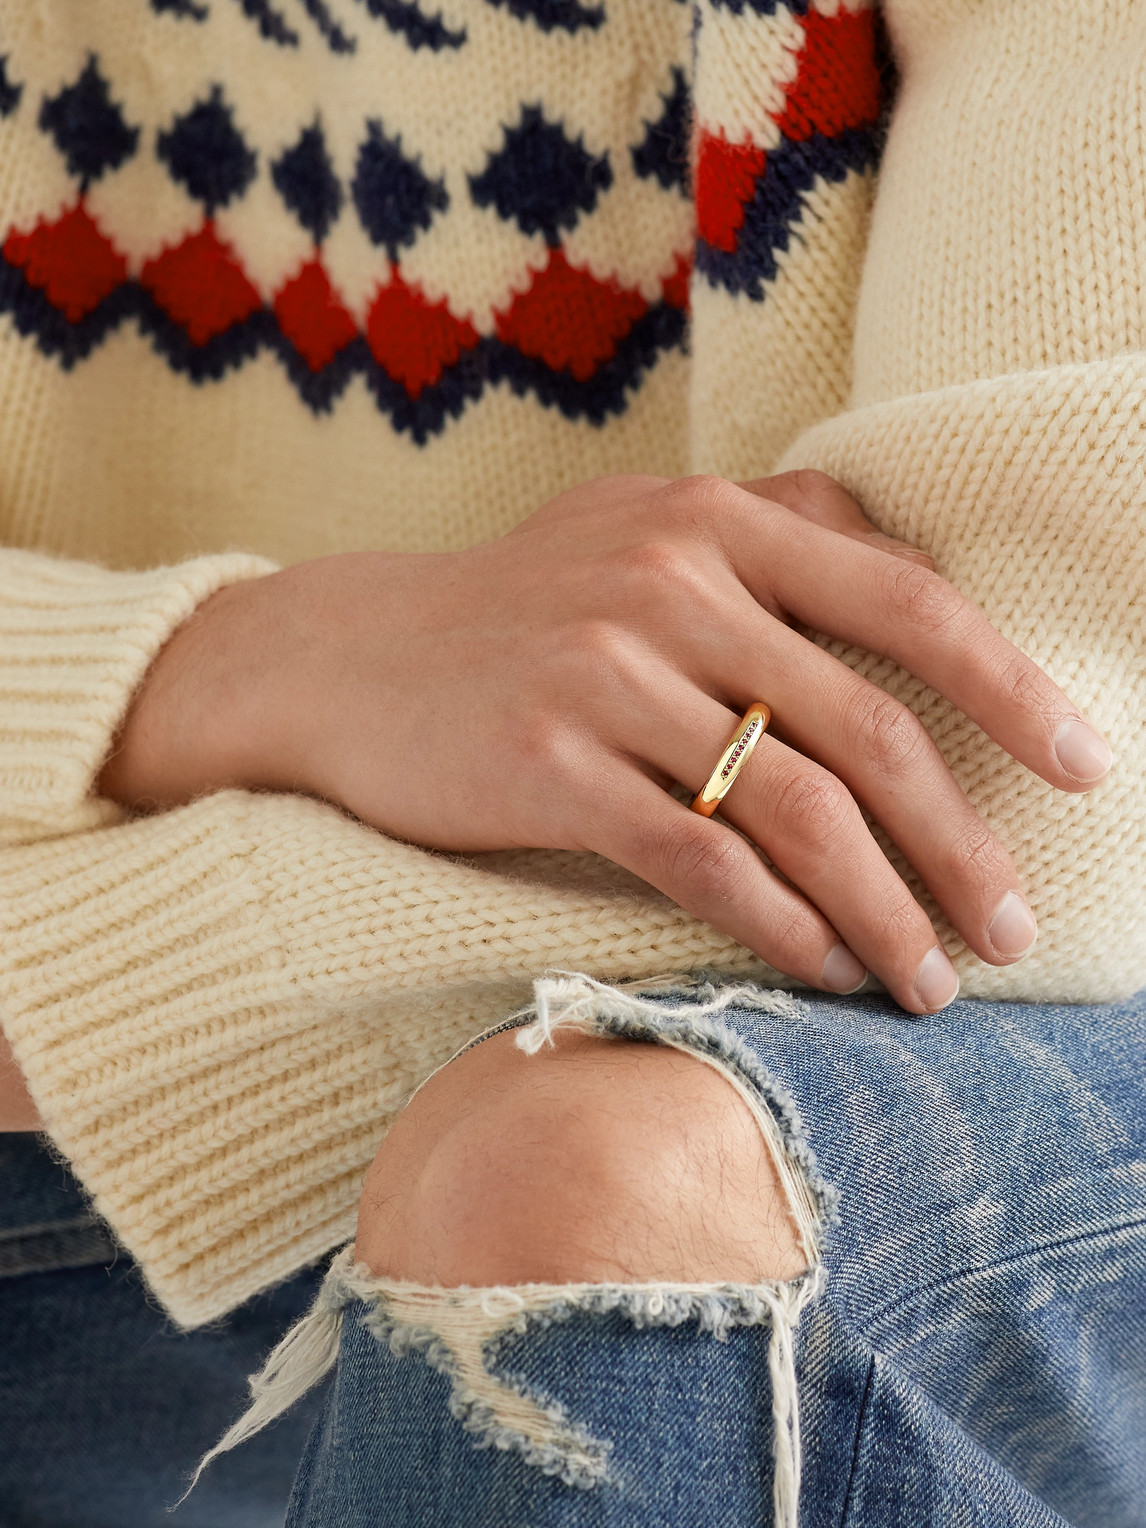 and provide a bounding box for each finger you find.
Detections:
[716,488,1112,794]
[612,676,960,1013]
[738,469,934,567]
[583,767,870,998]
[698,600,1038,968]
